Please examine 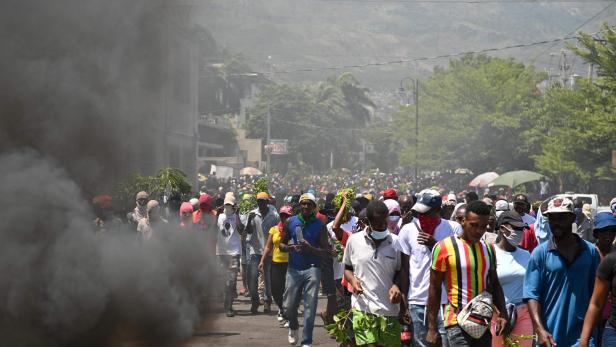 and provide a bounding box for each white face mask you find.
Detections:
[501,225,523,247]
[224,205,234,216]
[369,222,389,240]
